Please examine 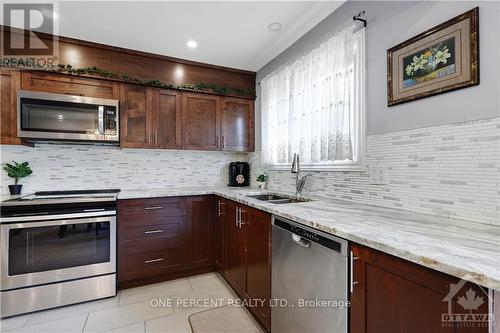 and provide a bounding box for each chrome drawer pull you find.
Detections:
[218,200,224,217]
[239,209,245,228]
[350,251,360,293]
[145,258,164,264]
[144,229,164,234]
[144,206,164,210]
